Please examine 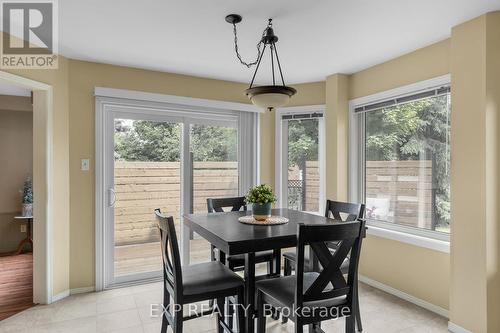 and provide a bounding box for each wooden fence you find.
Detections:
[290,160,433,229]
[114,161,238,246]
[365,160,433,229]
